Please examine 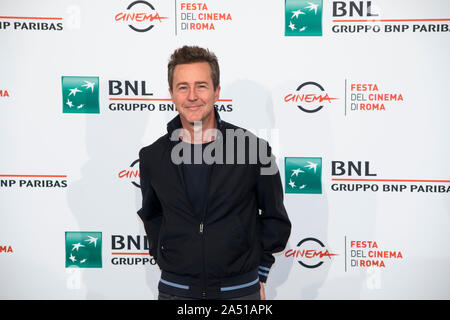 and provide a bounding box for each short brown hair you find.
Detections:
[168,45,220,90]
